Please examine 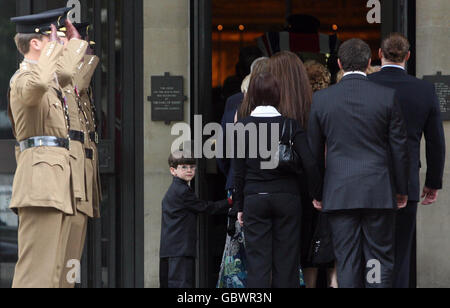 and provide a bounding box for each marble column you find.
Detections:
[143,0,191,287]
